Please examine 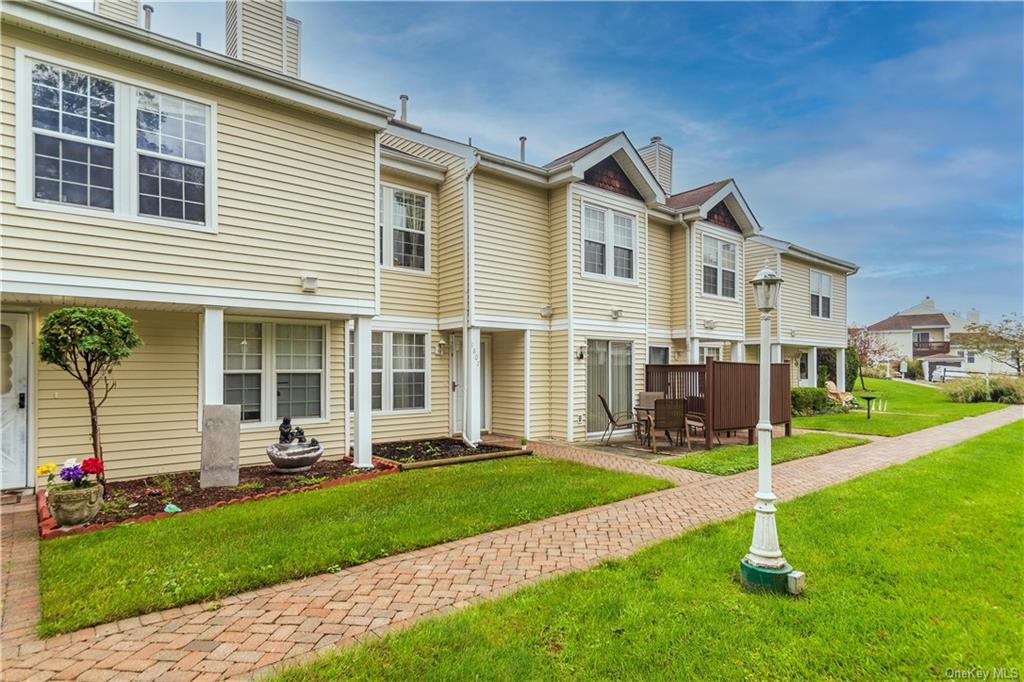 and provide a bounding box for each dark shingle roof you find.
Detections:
[866,313,950,332]
[543,132,622,169]
[666,179,732,209]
